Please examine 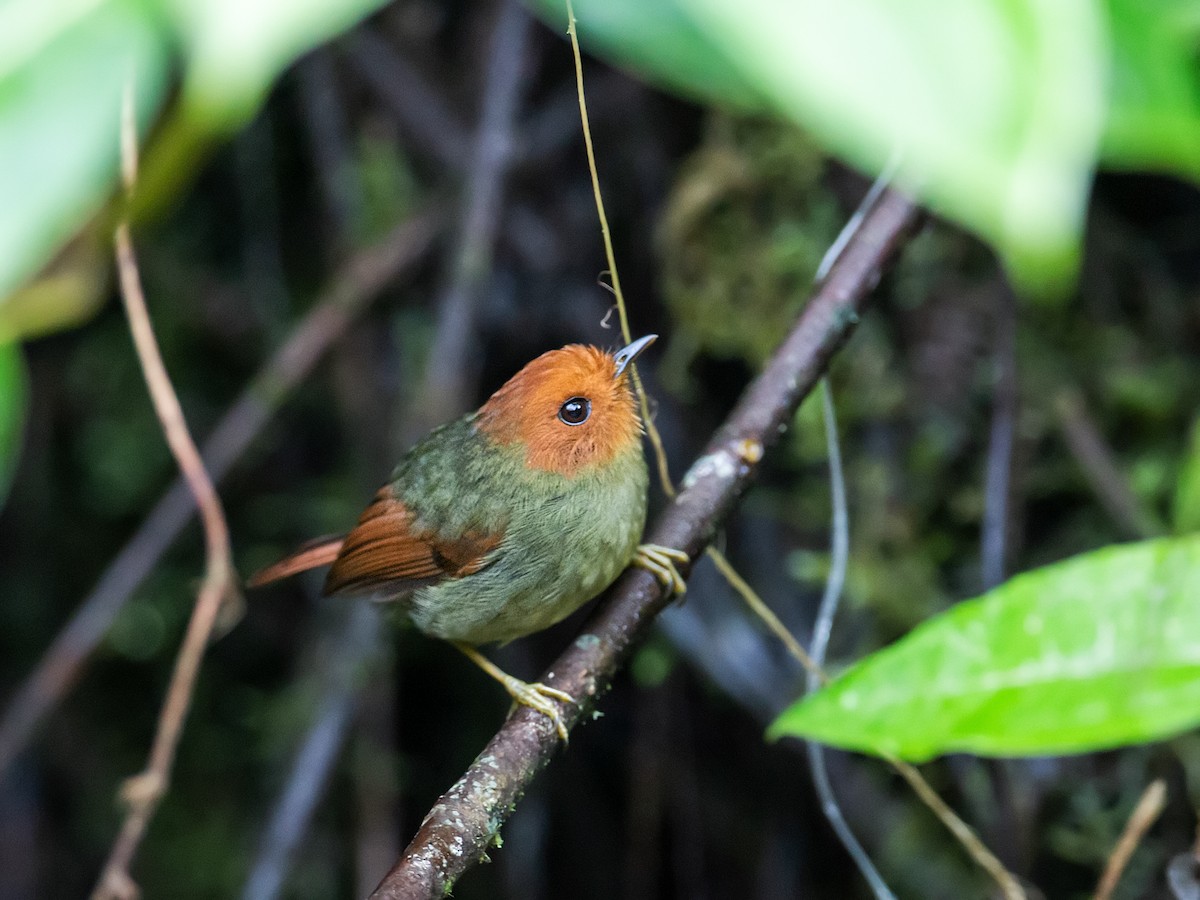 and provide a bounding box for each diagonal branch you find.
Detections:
[368,185,921,899]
